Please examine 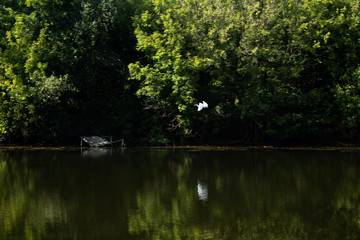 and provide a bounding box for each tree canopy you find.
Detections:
[1,0,360,145]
